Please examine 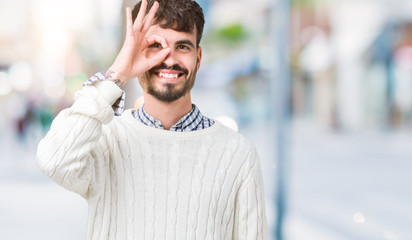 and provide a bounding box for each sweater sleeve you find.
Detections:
[36,80,123,198]
[83,71,126,116]
[233,149,269,240]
